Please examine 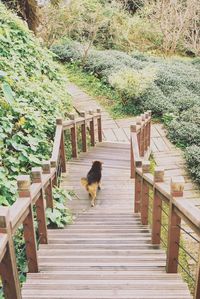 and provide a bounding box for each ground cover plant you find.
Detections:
[0,3,71,204]
[0,3,73,291]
